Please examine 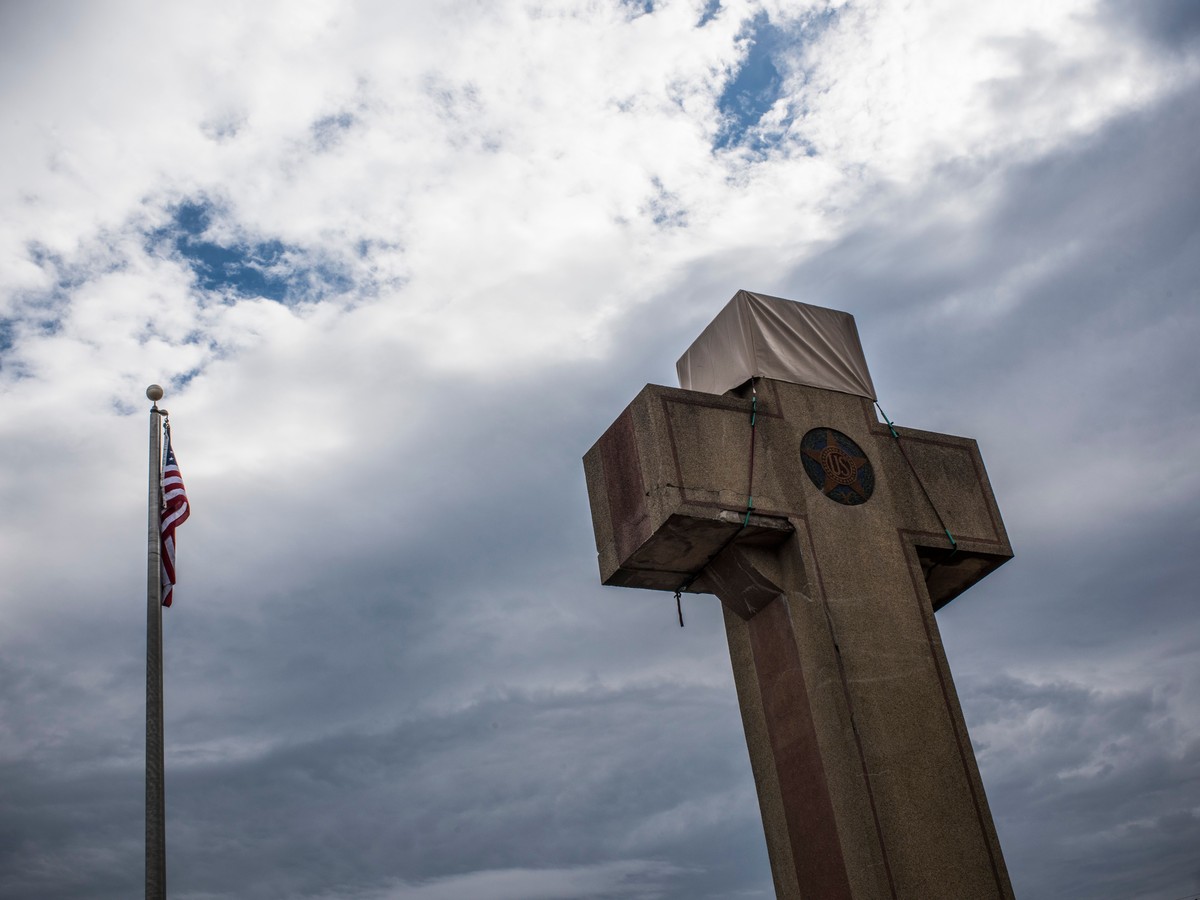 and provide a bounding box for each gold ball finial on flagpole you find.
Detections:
[146,384,164,402]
